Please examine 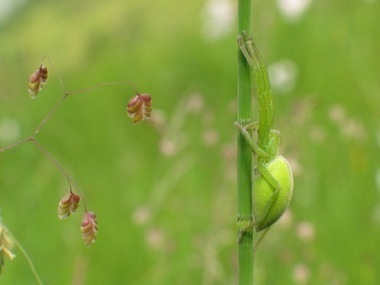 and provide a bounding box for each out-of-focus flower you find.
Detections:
[186,93,204,114]
[146,227,165,250]
[202,0,235,40]
[81,212,98,247]
[277,0,312,22]
[159,138,178,157]
[296,221,315,242]
[126,93,152,123]
[132,206,151,226]
[328,104,346,125]
[340,118,367,141]
[57,192,80,220]
[293,263,310,284]
[328,105,367,141]
[268,60,298,94]
[0,0,26,25]
[203,129,219,146]
[28,65,48,99]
